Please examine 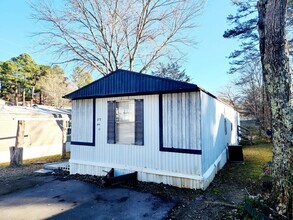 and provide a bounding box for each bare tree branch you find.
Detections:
[31,0,204,75]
